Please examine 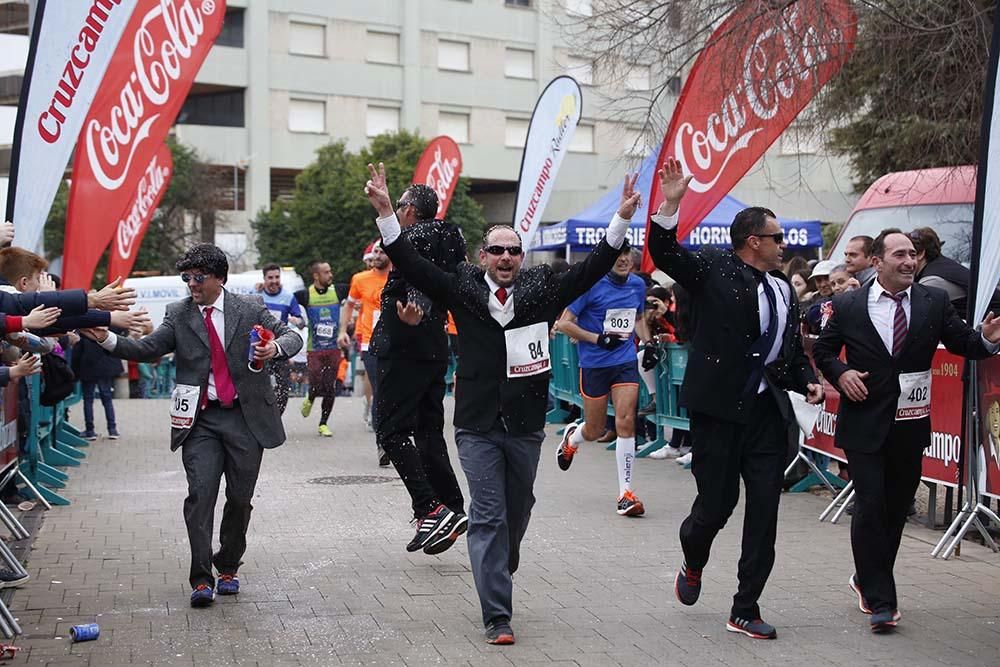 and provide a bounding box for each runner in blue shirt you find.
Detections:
[555,243,654,516]
[258,263,304,415]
